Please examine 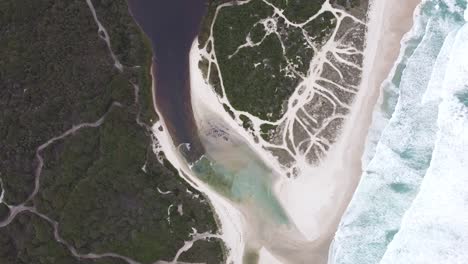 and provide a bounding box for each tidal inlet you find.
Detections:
[3,0,468,263]
[131,0,466,263]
